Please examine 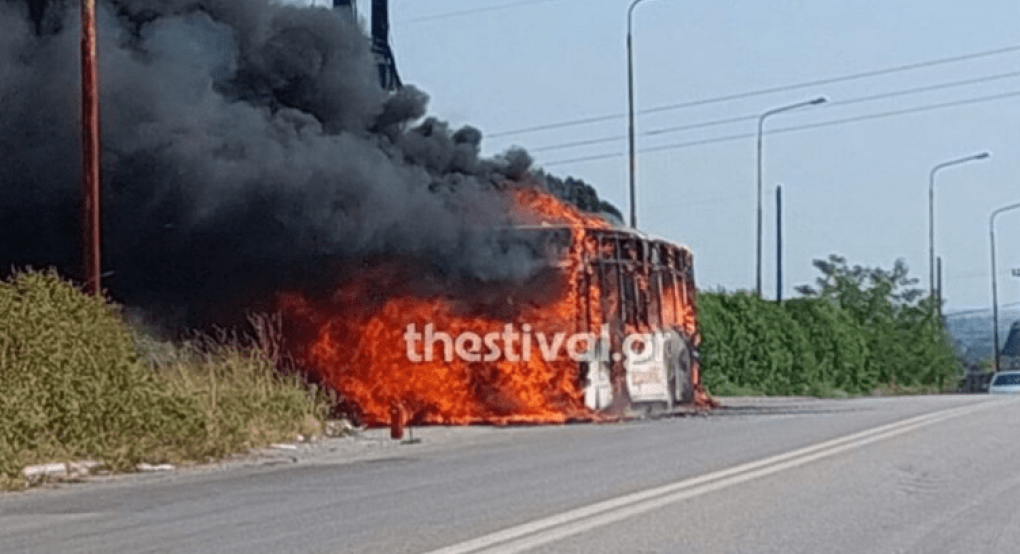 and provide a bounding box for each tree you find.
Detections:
[794,254,925,307]
[795,255,958,388]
